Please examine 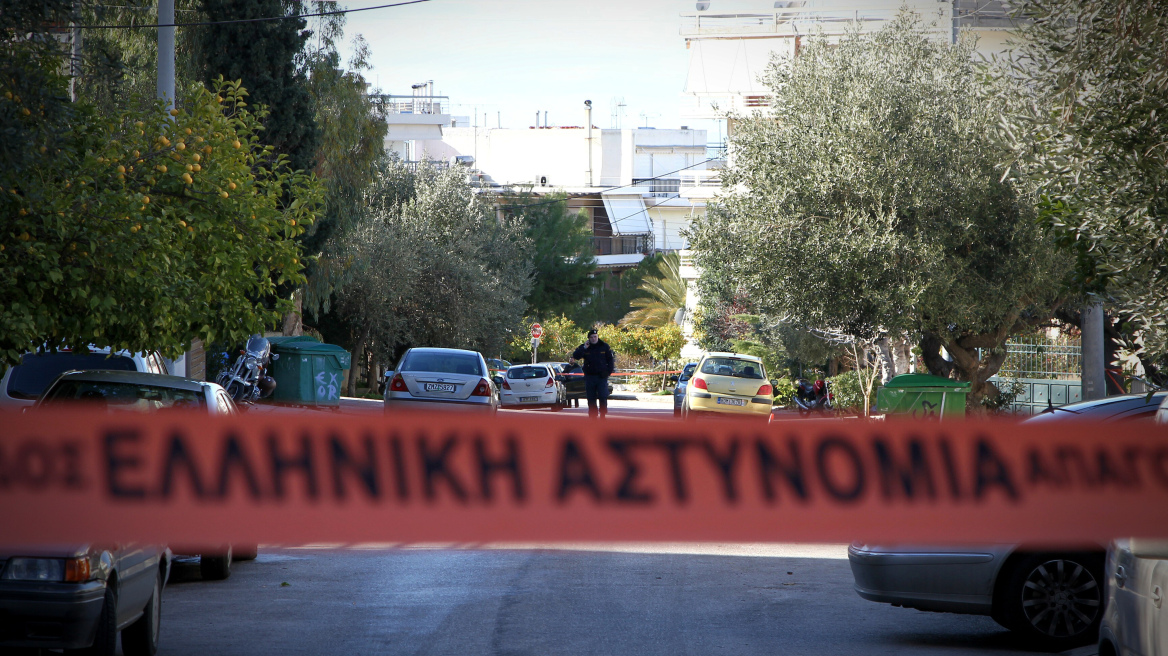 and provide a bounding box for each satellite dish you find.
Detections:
[696,1,710,10]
